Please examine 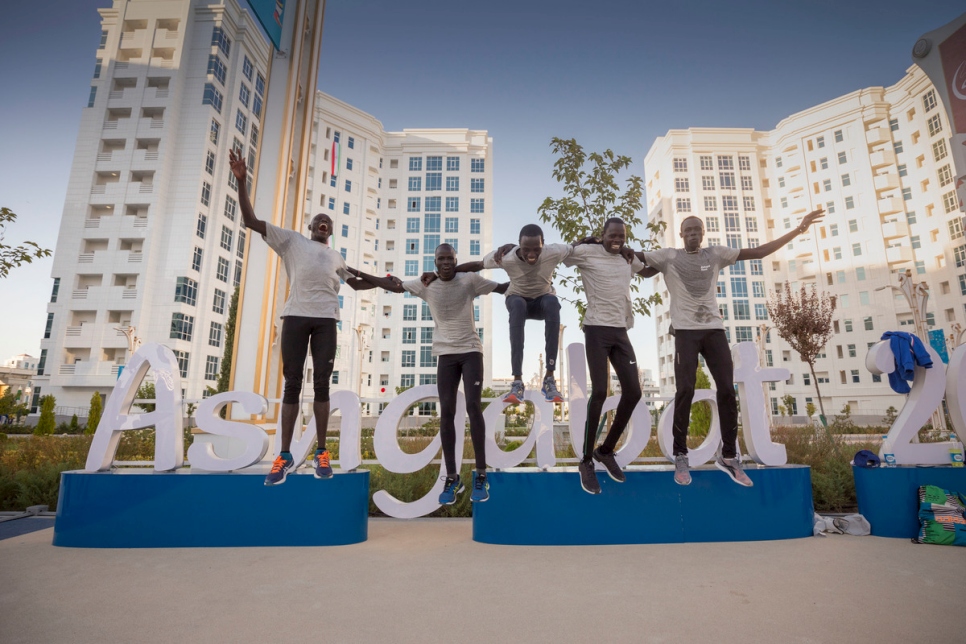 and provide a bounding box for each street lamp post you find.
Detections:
[354,323,369,402]
[876,269,945,432]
